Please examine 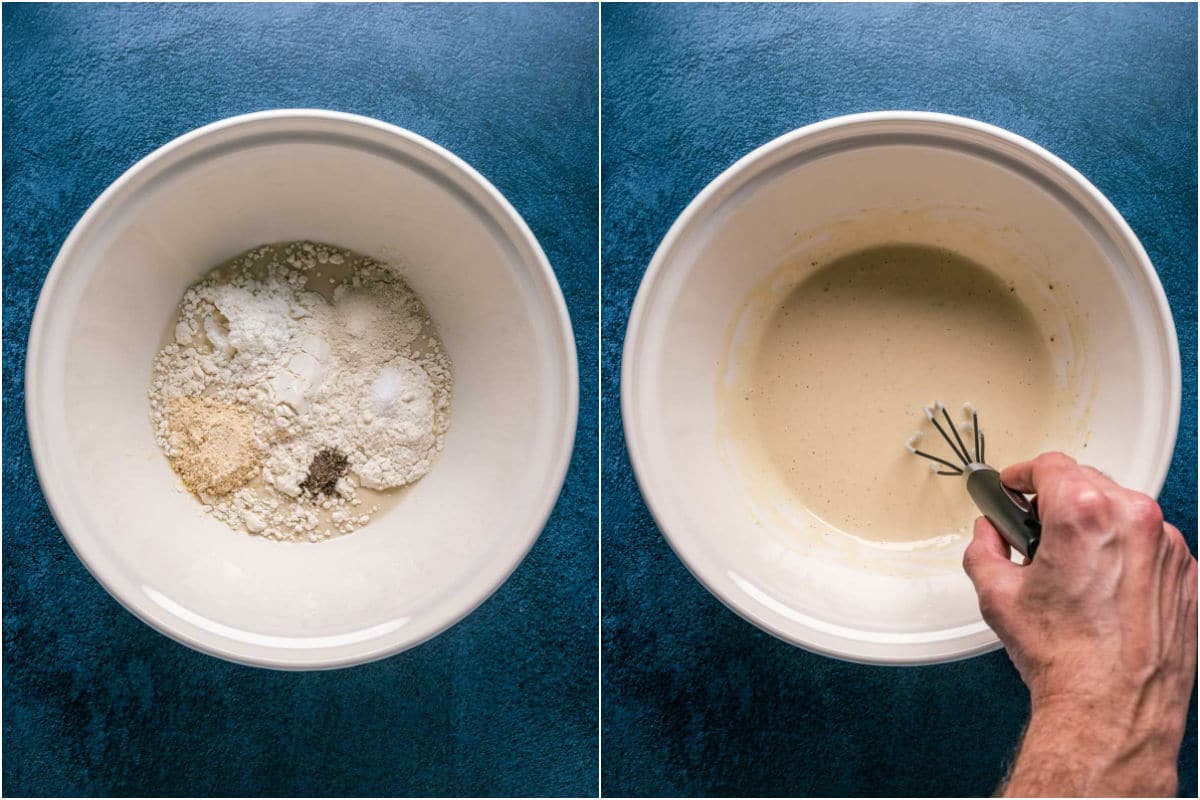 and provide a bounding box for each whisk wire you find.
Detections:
[942,405,974,466]
[972,411,981,463]
[912,449,965,474]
